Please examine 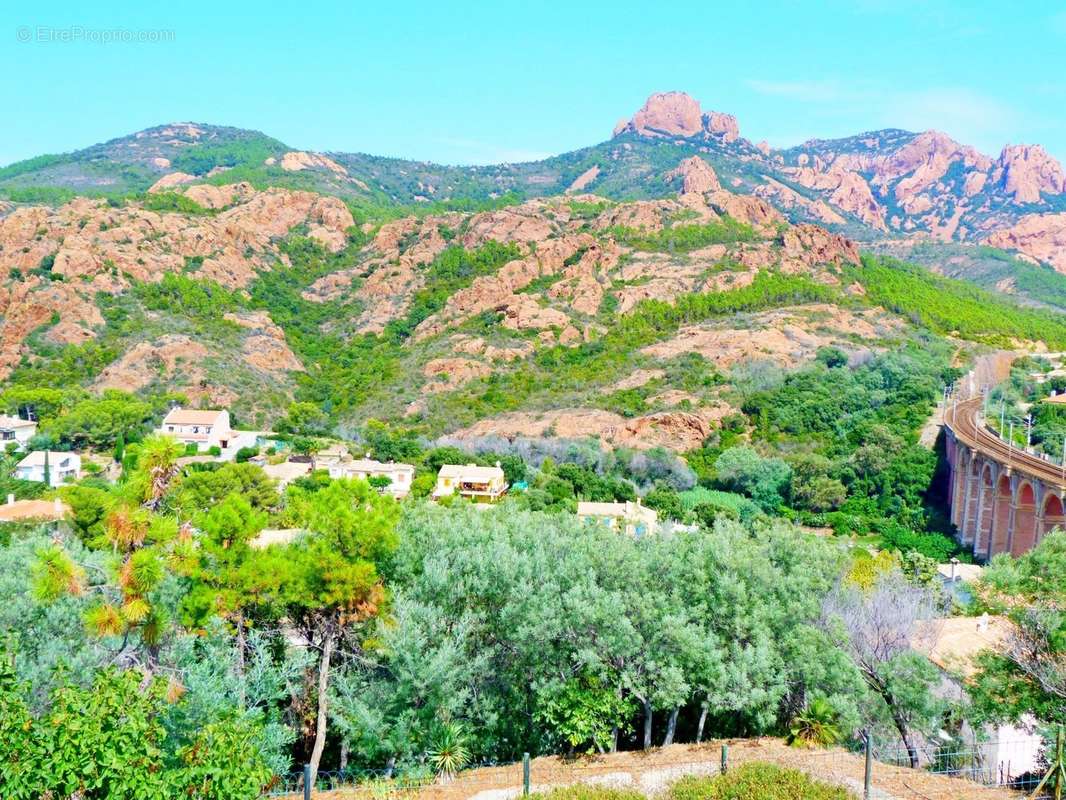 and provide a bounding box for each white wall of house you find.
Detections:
[15,452,82,487]
[329,461,415,498]
[159,410,231,450]
[0,417,37,451]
